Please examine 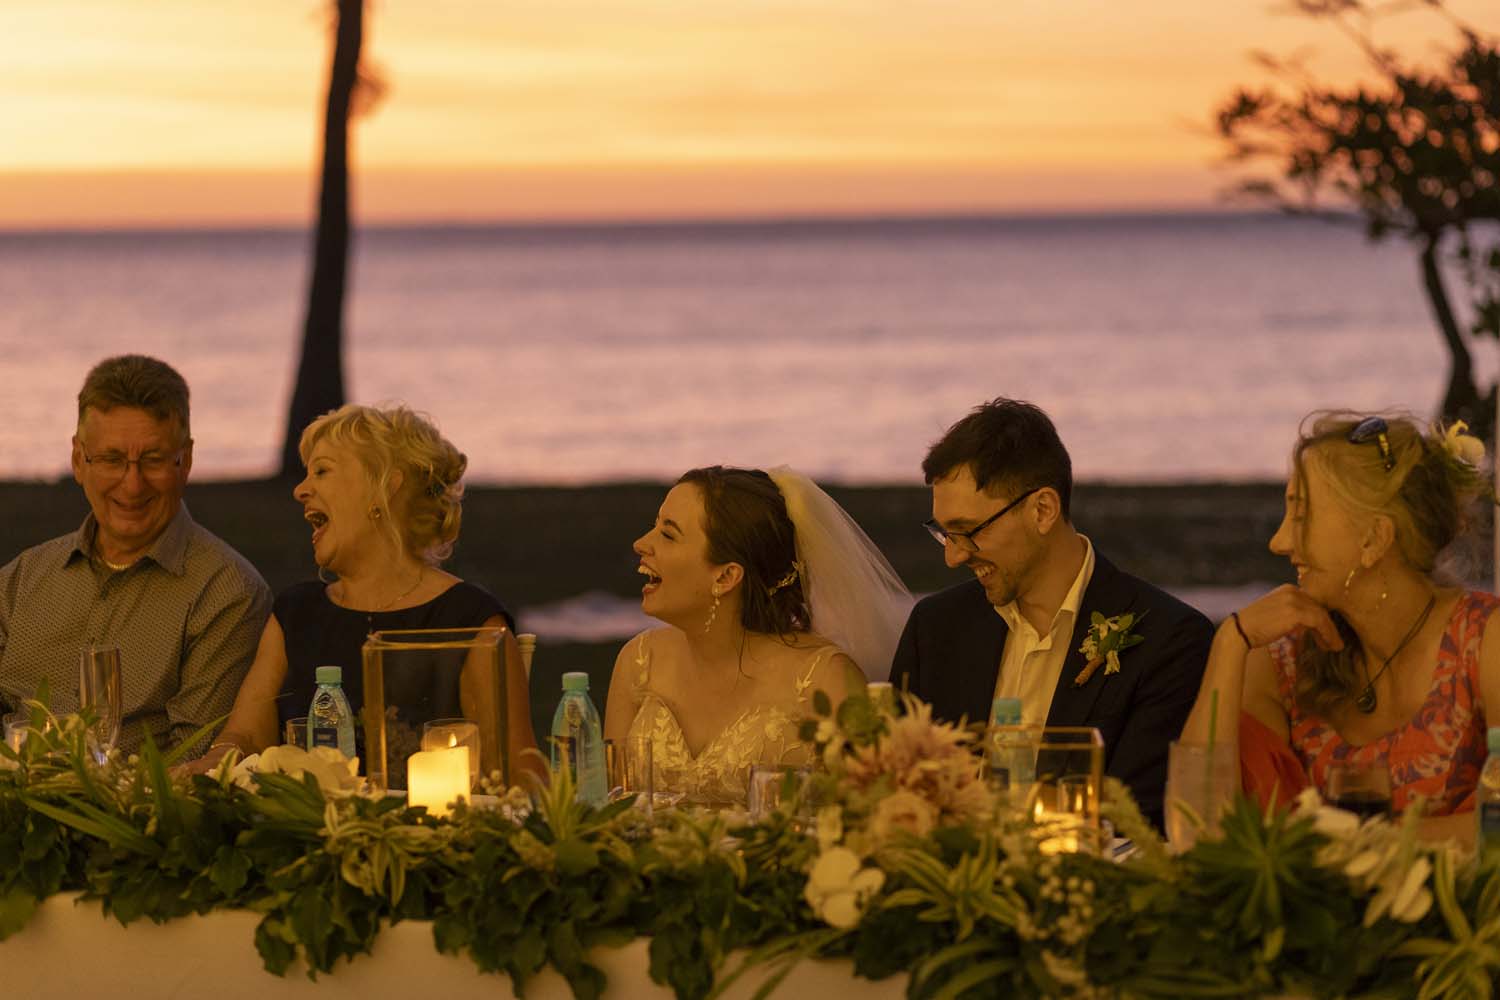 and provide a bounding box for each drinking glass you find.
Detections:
[606,735,654,812]
[1165,740,1238,852]
[79,646,122,765]
[747,764,810,821]
[2,712,27,759]
[422,718,481,789]
[1324,760,1392,819]
[284,716,310,749]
